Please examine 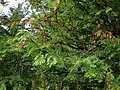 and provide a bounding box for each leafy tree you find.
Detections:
[0,0,120,90]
